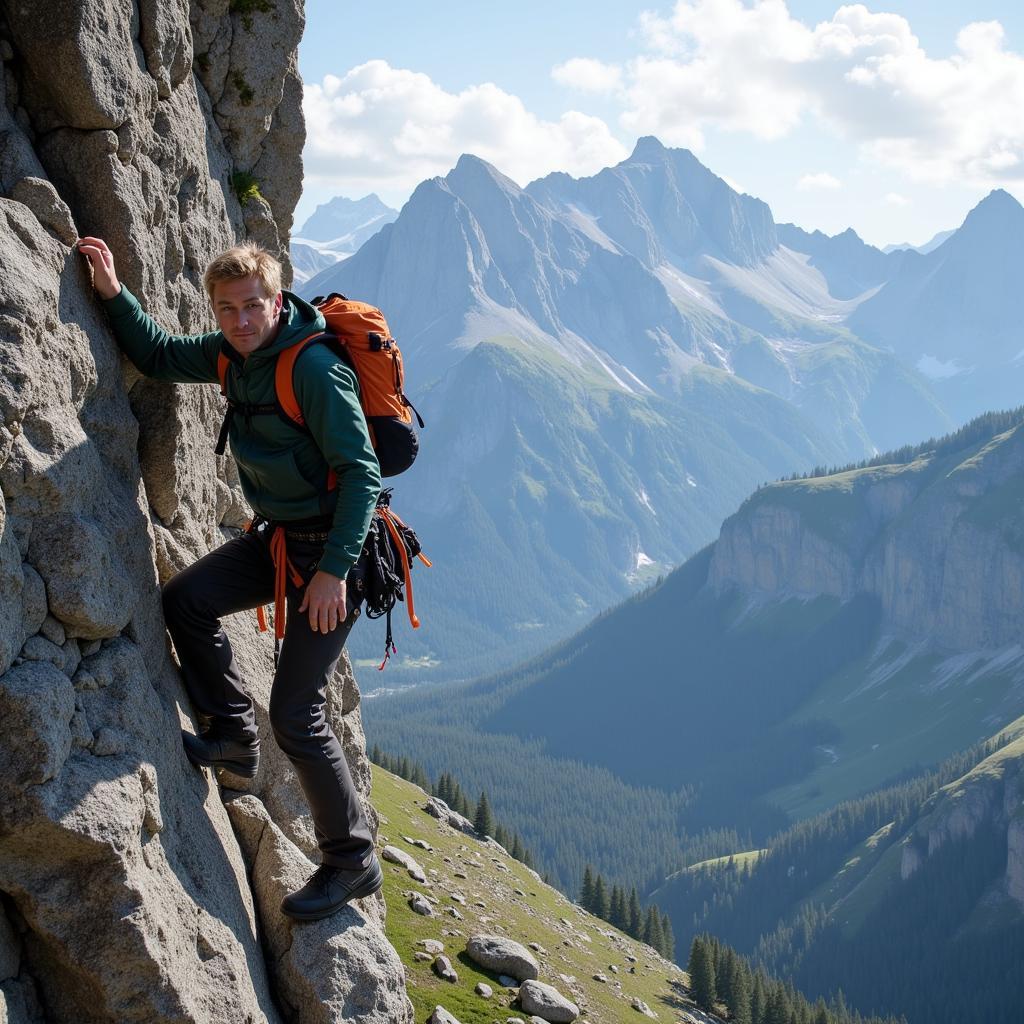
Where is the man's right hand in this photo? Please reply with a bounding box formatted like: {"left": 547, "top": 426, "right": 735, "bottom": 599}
{"left": 77, "top": 236, "right": 121, "bottom": 300}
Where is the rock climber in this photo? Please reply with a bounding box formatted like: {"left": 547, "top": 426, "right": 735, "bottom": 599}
{"left": 77, "top": 235, "right": 383, "bottom": 921}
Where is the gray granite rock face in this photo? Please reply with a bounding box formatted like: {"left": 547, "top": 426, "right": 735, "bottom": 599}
{"left": 225, "top": 794, "right": 414, "bottom": 1023}
{"left": 0, "top": 3, "right": 406, "bottom": 1020}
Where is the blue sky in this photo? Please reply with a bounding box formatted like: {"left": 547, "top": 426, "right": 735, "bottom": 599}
{"left": 297, "top": 1, "right": 1024, "bottom": 248}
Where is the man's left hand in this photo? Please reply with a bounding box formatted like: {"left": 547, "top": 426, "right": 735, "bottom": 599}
{"left": 298, "top": 570, "right": 347, "bottom": 633}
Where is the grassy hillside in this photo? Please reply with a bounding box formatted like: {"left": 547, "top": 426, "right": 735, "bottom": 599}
{"left": 370, "top": 766, "right": 695, "bottom": 1023}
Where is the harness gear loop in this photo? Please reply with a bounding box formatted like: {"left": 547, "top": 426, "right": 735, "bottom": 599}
{"left": 377, "top": 506, "right": 420, "bottom": 629}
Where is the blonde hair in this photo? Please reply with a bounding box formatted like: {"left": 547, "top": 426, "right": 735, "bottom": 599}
{"left": 203, "top": 241, "right": 282, "bottom": 301}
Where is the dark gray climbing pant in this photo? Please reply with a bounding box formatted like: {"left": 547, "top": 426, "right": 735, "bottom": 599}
{"left": 161, "top": 526, "right": 373, "bottom": 870}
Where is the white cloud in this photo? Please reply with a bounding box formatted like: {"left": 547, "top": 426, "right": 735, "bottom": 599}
{"left": 557, "top": 1, "right": 1024, "bottom": 187}
{"left": 797, "top": 172, "right": 842, "bottom": 190}
{"left": 885, "top": 192, "right": 910, "bottom": 205}
{"left": 552, "top": 57, "right": 622, "bottom": 94}
{"left": 302, "top": 61, "right": 629, "bottom": 200}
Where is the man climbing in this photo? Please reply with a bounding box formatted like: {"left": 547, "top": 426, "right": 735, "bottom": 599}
{"left": 77, "top": 236, "right": 384, "bottom": 921}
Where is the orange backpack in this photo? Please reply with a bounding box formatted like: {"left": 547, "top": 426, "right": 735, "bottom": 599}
{"left": 215, "top": 293, "right": 423, "bottom": 479}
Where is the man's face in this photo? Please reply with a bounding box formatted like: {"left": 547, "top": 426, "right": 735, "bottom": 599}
{"left": 212, "top": 275, "right": 283, "bottom": 357}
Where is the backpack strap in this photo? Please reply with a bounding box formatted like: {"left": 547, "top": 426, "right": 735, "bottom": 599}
{"left": 275, "top": 331, "right": 343, "bottom": 491}
{"left": 275, "top": 332, "right": 321, "bottom": 427}
{"left": 215, "top": 350, "right": 234, "bottom": 455}
{"left": 217, "top": 351, "right": 231, "bottom": 395}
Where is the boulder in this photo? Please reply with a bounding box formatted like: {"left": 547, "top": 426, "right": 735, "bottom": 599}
{"left": 518, "top": 979, "right": 580, "bottom": 1023}
{"left": 429, "top": 1007, "right": 462, "bottom": 1024}
{"left": 425, "top": 796, "right": 477, "bottom": 833}
{"left": 410, "top": 893, "right": 434, "bottom": 916}
{"left": 383, "top": 844, "right": 427, "bottom": 882}
{"left": 632, "top": 996, "right": 658, "bottom": 1017}
{"left": 432, "top": 955, "right": 459, "bottom": 983}
{"left": 465, "top": 934, "right": 540, "bottom": 981}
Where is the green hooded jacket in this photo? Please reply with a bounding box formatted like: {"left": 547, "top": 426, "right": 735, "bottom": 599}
{"left": 103, "top": 285, "right": 381, "bottom": 580}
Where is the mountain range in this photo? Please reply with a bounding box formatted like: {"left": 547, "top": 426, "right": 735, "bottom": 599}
{"left": 303, "top": 139, "right": 1021, "bottom": 683}
{"left": 290, "top": 193, "right": 398, "bottom": 286}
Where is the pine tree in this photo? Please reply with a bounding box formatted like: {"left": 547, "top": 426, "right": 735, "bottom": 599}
{"left": 580, "top": 865, "right": 595, "bottom": 911}
{"left": 434, "top": 772, "right": 448, "bottom": 803}
{"left": 511, "top": 834, "right": 525, "bottom": 861}
{"left": 765, "top": 984, "right": 790, "bottom": 1024}
{"left": 474, "top": 791, "right": 495, "bottom": 837}
{"left": 494, "top": 824, "right": 510, "bottom": 850}
{"left": 731, "top": 966, "right": 753, "bottom": 1024}
{"left": 456, "top": 789, "right": 472, "bottom": 818}
{"left": 628, "top": 887, "right": 643, "bottom": 938}
{"left": 688, "top": 936, "right": 717, "bottom": 1011}
{"left": 716, "top": 945, "right": 736, "bottom": 1007}
{"left": 751, "top": 973, "right": 767, "bottom": 1024}
{"left": 660, "top": 910, "right": 675, "bottom": 960}
{"left": 370, "top": 743, "right": 382, "bottom": 764}
{"left": 643, "top": 905, "right": 664, "bottom": 954}
{"left": 593, "top": 875, "right": 610, "bottom": 920}
{"left": 610, "top": 885, "right": 626, "bottom": 931}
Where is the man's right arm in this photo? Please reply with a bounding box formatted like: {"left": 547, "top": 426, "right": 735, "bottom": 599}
{"left": 78, "top": 236, "right": 220, "bottom": 384}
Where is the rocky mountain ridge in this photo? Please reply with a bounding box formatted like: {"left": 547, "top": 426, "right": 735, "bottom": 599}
{"left": 710, "top": 416, "right": 1024, "bottom": 651}
{"left": 848, "top": 189, "right": 1024, "bottom": 421}
{"left": 0, "top": 2, "right": 410, "bottom": 1021}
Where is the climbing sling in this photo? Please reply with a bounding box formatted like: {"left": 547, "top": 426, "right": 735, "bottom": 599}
{"left": 349, "top": 489, "right": 432, "bottom": 670}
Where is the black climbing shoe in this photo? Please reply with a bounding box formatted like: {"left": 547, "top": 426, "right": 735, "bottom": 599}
{"left": 181, "top": 729, "right": 260, "bottom": 779}
{"left": 281, "top": 854, "right": 384, "bottom": 921}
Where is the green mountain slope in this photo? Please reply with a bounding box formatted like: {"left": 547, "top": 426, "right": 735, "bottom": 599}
{"left": 654, "top": 717, "right": 1024, "bottom": 1023}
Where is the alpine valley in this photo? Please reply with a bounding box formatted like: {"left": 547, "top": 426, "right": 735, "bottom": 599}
{"left": 302, "top": 138, "right": 1024, "bottom": 684}
{"left": 367, "top": 407, "right": 1024, "bottom": 1024}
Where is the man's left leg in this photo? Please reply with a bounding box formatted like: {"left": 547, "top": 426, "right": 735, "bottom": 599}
{"left": 269, "top": 578, "right": 381, "bottom": 919}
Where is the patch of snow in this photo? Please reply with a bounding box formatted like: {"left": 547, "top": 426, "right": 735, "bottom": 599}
{"left": 686, "top": 473, "right": 698, "bottom": 488}
{"left": 703, "top": 247, "right": 860, "bottom": 321}
{"left": 656, "top": 263, "right": 727, "bottom": 317}
{"left": 843, "top": 636, "right": 928, "bottom": 701}
{"left": 637, "top": 487, "right": 657, "bottom": 515}
{"left": 916, "top": 354, "right": 972, "bottom": 380}
{"left": 636, "top": 551, "right": 654, "bottom": 569}
{"left": 928, "top": 644, "right": 1024, "bottom": 693}
{"left": 560, "top": 203, "right": 620, "bottom": 253}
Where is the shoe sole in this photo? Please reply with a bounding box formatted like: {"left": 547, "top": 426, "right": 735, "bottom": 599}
{"left": 281, "top": 868, "right": 384, "bottom": 922}
{"left": 183, "top": 745, "right": 260, "bottom": 779}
